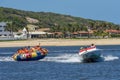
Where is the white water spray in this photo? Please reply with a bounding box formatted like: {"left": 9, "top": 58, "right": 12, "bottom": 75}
{"left": 42, "top": 54, "right": 82, "bottom": 63}
{"left": 0, "top": 56, "right": 14, "bottom": 61}
{"left": 0, "top": 54, "right": 119, "bottom": 63}
{"left": 104, "top": 55, "right": 119, "bottom": 61}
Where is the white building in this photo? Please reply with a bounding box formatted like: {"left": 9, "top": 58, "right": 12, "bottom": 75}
{"left": 29, "top": 31, "right": 53, "bottom": 38}
{"left": 0, "top": 22, "right": 12, "bottom": 40}
{"left": 14, "top": 27, "right": 28, "bottom": 39}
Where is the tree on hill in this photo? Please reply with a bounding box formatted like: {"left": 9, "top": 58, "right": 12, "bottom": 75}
{"left": 0, "top": 7, "right": 120, "bottom": 35}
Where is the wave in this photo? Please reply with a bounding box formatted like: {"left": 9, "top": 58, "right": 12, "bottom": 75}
{"left": 0, "top": 54, "right": 119, "bottom": 63}
{"left": 0, "top": 56, "right": 14, "bottom": 61}
{"left": 0, "top": 53, "right": 82, "bottom": 63}
{"left": 49, "top": 50, "right": 78, "bottom": 53}
{"left": 42, "top": 54, "right": 82, "bottom": 63}
{"left": 0, "top": 52, "right": 14, "bottom": 54}
{"left": 101, "top": 49, "right": 120, "bottom": 51}
{"left": 103, "top": 55, "right": 119, "bottom": 61}
{"left": 43, "top": 54, "right": 119, "bottom": 63}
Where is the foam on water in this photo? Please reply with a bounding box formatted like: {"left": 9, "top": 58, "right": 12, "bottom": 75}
{"left": 103, "top": 55, "right": 119, "bottom": 61}
{"left": 0, "top": 56, "right": 14, "bottom": 61}
{"left": 0, "top": 54, "right": 119, "bottom": 63}
{"left": 43, "top": 54, "right": 119, "bottom": 63}
{"left": 42, "top": 54, "right": 82, "bottom": 63}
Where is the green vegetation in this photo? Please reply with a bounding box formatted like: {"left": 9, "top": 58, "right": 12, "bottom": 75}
{"left": 0, "top": 7, "right": 120, "bottom": 36}
{"left": 111, "top": 34, "right": 120, "bottom": 37}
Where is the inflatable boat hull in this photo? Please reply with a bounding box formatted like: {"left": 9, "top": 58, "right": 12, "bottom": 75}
{"left": 12, "top": 51, "right": 47, "bottom": 61}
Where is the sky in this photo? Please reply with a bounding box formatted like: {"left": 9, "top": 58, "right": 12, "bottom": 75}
{"left": 0, "top": 0, "right": 120, "bottom": 24}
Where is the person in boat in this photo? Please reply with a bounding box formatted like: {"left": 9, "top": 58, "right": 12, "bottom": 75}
{"left": 37, "top": 43, "right": 41, "bottom": 47}
{"left": 29, "top": 47, "right": 36, "bottom": 53}
{"left": 28, "top": 43, "right": 41, "bottom": 53}
{"left": 23, "top": 47, "right": 29, "bottom": 53}
{"left": 34, "top": 43, "right": 48, "bottom": 55}
{"left": 17, "top": 48, "right": 25, "bottom": 54}
{"left": 80, "top": 46, "right": 88, "bottom": 52}
{"left": 35, "top": 45, "right": 41, "bottom": 50}
{"left": 35, "top": 45, "right": 47, "bottom": 55}
{"left": 80, "top": 47, "right": 84, "bottom": 50}
{"left": 27, "top": 46, "right": 31, "bottom": 49}
{"left": 17, "top": 49, "right": 20, "bottom": 53}
{"left": 90, "top": 44, "right": 96, "bottom": 48}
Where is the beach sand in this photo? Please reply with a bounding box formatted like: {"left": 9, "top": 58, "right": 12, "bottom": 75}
{"left": 0, "top": 38, "right": 120, "bottom": 47}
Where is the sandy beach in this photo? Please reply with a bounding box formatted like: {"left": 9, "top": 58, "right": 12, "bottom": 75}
{"left": 0, "top": 38, "right": 120, "bottom": 47}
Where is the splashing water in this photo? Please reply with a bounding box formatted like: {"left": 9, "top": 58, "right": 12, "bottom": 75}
{"left": 43, "top": 54, "right": 119, "bottom": 63}
{"left": 104, "top": 55, "right": 119, "bottom": 61}
{"left": 0, "top": 56, "right": 14, "bottom": 62}
{"left": 42, "top": 54, "right": 82, "bottom": 63}
{"left": 0, "top": 54, "right": 119, "bottom": 63}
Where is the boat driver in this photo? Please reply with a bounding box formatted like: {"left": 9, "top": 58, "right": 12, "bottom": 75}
{"left": 90, "top": 44, "right": 96, "bottom": 48}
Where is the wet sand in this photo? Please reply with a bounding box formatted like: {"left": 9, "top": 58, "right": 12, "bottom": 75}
{"left": 0, "top": 38, "right": 120, "bottom": 47}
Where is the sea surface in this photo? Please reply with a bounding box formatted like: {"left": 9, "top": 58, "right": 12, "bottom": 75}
{"left": 0, "top": 45, "right": 120, "bottom": 80}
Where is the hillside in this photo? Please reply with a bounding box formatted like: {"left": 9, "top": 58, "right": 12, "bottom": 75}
{"left": 0, "top": 7, "right": 120, "bottom": 32}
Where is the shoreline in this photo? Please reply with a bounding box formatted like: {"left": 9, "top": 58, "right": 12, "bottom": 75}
{"left": 0, "top": 38, "right": 120, "bottom": 47}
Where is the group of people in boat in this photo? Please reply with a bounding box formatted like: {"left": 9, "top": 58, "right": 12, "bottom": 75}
{"left": 16, "top": 43, "right": 48, "bottom": 55}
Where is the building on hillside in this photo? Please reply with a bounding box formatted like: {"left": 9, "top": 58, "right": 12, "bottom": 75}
{"left": 49, "top": 31, "right": 94, "bottom": 38}
{"left": 52, "top": 32, "right": 63, "bottom": 38}
{"left": 105, "top": 30, "right": 120, "bottom": 37}
{"left": 0, "top": 22, "right": 13, "bottom": 40}
{"left": 105, "top": 30, "right": 120, "bottom": 34}
{"left": 79, "top": 31, "right": 93, "bottom": 38}
{"left": 26, "top": 26, "right": 53, "bottom": 38}
{"left": 28, "top": 31, "right": 53, "bottom": 38}
{"left": 14, "top": 27, "right": 28, "bottom": 39}
{"left": 71, "top": 31, "right": 93, "bottom": 38}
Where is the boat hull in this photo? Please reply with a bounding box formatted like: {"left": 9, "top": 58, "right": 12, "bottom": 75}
{"left": 79, "top": 49, "right": 103, "bottom": 63}
{"left": 12, "top": 51, "right": 47, "bottom": 61}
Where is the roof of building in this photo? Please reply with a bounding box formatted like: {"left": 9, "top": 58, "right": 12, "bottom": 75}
{"left": 29, "top": 31, "right": 52, "bottom": 35}
{"left": 106, "top": 30, "right": 120, "bottom": 33}
{"left": 22, "top": 27, "right": 27, "bottom": 32}
{"left": 78, "top": 31, "right": 93, "bottom": 34}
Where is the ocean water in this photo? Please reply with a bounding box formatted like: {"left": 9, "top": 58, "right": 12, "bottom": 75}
{"left": 0, "top": 45, "right": 120, "bottom": 80}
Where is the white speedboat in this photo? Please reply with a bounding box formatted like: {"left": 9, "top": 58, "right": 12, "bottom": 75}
{"left": 79, "top": 47, "right": 102, "bottom": 63}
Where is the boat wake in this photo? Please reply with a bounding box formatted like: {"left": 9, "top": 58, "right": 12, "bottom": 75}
{"left": 0, "top": 56, "right": 14, "bottom": 62}
{"left": 43, "top": 54, "right": 119, "bottom": 63}
{"left": 42, "top": 54, "right": 82, "bottom": 63}
{"left": 0, "top": 54, "right": 119, "bottom": 63}
{"left": 103, "top": 55, "right": 119, "bottom": 61}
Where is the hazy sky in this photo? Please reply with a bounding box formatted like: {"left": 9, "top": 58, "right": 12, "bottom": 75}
{"left": 0, "top": 0, "right": 120, "bottom": 24}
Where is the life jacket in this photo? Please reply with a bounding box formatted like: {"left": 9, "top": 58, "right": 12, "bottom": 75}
{"left": 29, "top": 49, "right": 33, "bottom": 53}
{"left": 24, "top": 49, "right": 29, "bottom": 53}
{"left": 26, "top": 53, "right": 32, "bottom": 58}
{"left": 21, "top": 50, "right": 25, "bottom": 54}
{"left": 18, "top": 50, "right": 24, "bottom": 54}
